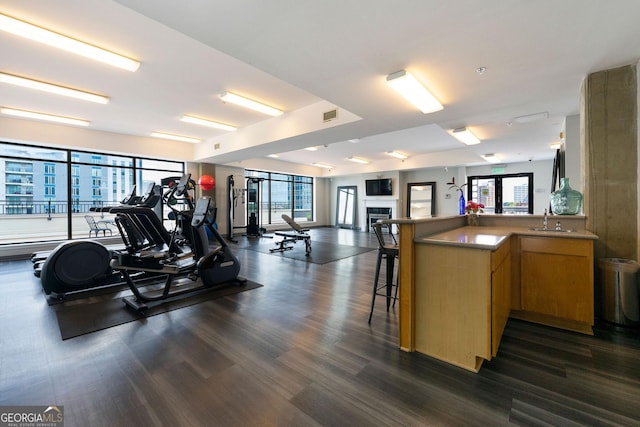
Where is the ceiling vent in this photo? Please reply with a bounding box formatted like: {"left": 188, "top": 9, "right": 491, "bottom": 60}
{"left": 323, "top": 109, "right": 338, "bottom": 122}
{"left": 214, "top": 143, "right": 221, "bottom": 150}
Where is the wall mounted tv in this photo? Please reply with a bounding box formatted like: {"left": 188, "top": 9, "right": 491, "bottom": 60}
{"left": 365, "top": 178, "right": 393, "bottom": 196}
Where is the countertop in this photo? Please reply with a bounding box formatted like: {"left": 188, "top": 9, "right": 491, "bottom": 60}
{"left": 416, "top": 226, "right": 598, "bottom": 250}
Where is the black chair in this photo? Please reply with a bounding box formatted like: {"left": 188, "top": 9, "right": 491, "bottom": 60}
{"left": 368, "top": 222, "right": 399, "bottom": 323}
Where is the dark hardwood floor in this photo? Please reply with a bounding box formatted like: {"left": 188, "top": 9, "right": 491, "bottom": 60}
{"left": 1, "top": 227, "right": 640, "bottom": 426}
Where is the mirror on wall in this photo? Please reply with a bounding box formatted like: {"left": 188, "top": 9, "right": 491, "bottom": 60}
{"left": 336, "top": 186, "right": 357, "bottom": 228}
{"left": 406, "top": 182, "right": 436, "bottom": 218}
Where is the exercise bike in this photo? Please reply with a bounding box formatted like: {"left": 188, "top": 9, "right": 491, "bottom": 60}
{"left": 112, "top": 194, "right": 246, "bottom": 311}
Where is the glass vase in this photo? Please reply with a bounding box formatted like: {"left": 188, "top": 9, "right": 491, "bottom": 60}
{"left": 458, "top": 192, "right": 466, "bottom": 215}
{"left": 550, "top": 178, "right": 583, "bottom": 215}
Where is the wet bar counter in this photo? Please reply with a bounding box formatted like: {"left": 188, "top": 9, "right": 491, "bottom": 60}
{"left": 384, "top": 216, "right": 597, "bottom": 373}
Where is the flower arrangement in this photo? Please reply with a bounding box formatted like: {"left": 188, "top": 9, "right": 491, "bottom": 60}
{"left": 465, "top": 201, "right": 484, "bottom": 214}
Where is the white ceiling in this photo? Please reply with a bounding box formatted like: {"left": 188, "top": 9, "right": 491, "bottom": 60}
{"left": 2, "top": 0, "right": 640, "bottom": 176}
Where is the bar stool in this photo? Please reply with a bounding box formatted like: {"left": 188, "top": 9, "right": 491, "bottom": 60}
{"left": 368, "top": 222, "right": 399, "bottom": 323}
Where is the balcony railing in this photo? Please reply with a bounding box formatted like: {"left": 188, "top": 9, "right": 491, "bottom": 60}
{"left": 0, "top": 199, "right": 121, "bottom": 216}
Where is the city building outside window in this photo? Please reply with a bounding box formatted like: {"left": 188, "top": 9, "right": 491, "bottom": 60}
{"left": 467, "top": 173, "right": 533, "bottom": 214}
{"left": 0, "top": 141, "right": 184, "bottom": 243}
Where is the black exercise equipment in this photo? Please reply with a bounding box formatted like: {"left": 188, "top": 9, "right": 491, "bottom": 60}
{"left": 270, "top": 214, "right": 312, "bottom": 256}
{"left": 36, "top": 183, "right": 163, "bottom": 299}
{"left": 113, "top": 193, "right": 245, "bottom": 311}
{"left": 30, "top": 185, "right": 143, "bottom": 266}
{"left": 246, "top": 177, "right": 265, "bottom": 237}
{"left": 227, "top": 175, "right": 238, "bottom": 242}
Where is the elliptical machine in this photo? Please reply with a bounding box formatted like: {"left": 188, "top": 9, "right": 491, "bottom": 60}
{"left": 38, "top": 183, "right": 162, "bottom": 300}
{"left": 111, "top": 174, "right": 245, "bottom": 311}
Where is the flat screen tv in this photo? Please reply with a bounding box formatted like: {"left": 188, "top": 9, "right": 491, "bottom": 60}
{"left": 365, "top": 178, "right": 392, "bottom": 196}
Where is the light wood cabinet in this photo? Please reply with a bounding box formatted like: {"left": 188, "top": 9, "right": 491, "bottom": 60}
{"left": 516, "top": 236, "right": 594, "bottom": 333}
{"left": 414, "top": 238, "right": 511, "bottom": 372}
{"left": 491, "top": 239, "right": 511, "bottom": 357}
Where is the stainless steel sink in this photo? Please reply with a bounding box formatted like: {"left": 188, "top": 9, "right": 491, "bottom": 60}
{"left": 529, "top": 227, "right": 574, "bottom": 233}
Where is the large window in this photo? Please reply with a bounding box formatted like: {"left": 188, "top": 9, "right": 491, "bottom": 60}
{"left": 0, "top": 141, "right": 184, "bottom": 244}
{"left": 468, "top": 173, "right": 533, "bottom": 214}
{"left": 245, "top": 170, "right": 314, "bottom": 224}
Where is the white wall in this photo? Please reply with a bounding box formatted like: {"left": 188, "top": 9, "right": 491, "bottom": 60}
{"left": 565, "top": 114, "right": 582, "bottom": 192}
{"left": 328, "top": 171, "right": 401, "bottom": 231}
{"left": 325, "top": 160, "right": 555, "bottom": 226}
{"left": 314, "top": 177, "right": 332, "bottom": 226}
{"left": 401, "top": 166, "right": 467, "bottom": 217}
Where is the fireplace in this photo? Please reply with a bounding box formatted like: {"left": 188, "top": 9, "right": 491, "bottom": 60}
{"left": 366, "top": 207, "right": 392, "bottom": 232}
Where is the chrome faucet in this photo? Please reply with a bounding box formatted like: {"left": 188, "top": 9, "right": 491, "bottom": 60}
{"left": 543, "top": 209, "right": 548, "bottom": 230}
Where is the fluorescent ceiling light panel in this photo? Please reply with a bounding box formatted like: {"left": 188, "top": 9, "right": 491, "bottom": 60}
{"left": 304, "top": 146, "right": 319, "bottom": 151}
{"left": 386, "top": 70, "right": 443, "bottom": 114}
{"left": 150, "top": 132, "right": 200, "bottom": 144}
{"left": 312, "top": 162, "right": 333, "bottom": 169}
{"left": 450, "top": 127, "right": 481, "bottom": 145}
{"left": 347, "top": 156, "right": 369, "bottom": 164}
{"left": 0, "top": 72, "right": 109, "bottom": 104}
{"left": 549, "top": 142, "right": 563, "bottom": 150}
{"left": 1, "top": 107, "right": 89, "bottom": 126}
{"left": 0, "top": 13, "right": 140, "bottom": 72}
{"left": 181, "top": 115, "right": 236, "bottom": 131}
{"left": 267, "top": 154, "right": 279, "bottom": 158}
{"left": 219, "top": 91, "right": 283, "bottom": 117}
{"left": 482, "top": 153, "right": 500, "bottom": 163}
{"left": 385, "top": 150, "right": 408, "bottom": 159}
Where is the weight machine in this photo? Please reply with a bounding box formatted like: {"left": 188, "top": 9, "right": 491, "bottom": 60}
{"left": 245, "top": 177, "right": 265, "bottom": 237}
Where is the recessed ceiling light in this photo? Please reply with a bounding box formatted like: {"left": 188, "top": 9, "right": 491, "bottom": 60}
{"left": 305, "top": 146, "right": 319, "bottom": 151}
{"left": 181, "top": 115, "right": 236, "bottom": 131}
{"left": 476, "top": 67, "right": 487, "bottom": 75}
{"left": 385, "top": 151, "right": 409, "bottom": 159}
{"left": 312, "top": 162, "right": 333, "bottom": 169}
{"left": 347, "top": 156, "right": 369, "bottom": 164}
{"left": 386, "top": 69, "right": 443, "bottom": 114}
{"left": 150, "top": 132, "right": 200, "bottom": 143}
{"left": 0, "top": 72, "right": 109, "bottom": 104}
{"left": 267, "top": 154, "right": 279, "bottom": 158}
{"left": 219, "top": 91, "right": 283, "bottom": 116}
{"left": 449, "top": 127, "right": 481, "bottom": 145}
{"left": 0, "top": 13, "right": 140, "bottom": 71}
{"left": 549, "top": 142, "right": 563, "bottom": 150}
{"left": 1, "top": 107, "right": 89, "bottom": 126}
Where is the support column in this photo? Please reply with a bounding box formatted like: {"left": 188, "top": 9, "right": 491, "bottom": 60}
{"left": 583, "top": 63, "right": 638, "bottom": 261}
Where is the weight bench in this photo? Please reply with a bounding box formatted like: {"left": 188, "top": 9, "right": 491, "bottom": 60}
{"left": 270, "top": 214, "right": 312, "bottom": 256}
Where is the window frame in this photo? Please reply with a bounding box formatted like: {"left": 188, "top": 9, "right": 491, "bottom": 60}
{"left": 467, "top": 172, "right": 533, "bottom": 214}
{"left": 245, "top": 169, "right": 314, "bottom": 224}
